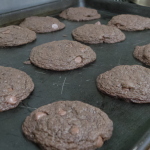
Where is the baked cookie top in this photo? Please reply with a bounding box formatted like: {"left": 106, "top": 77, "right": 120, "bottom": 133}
{"left": 72, "top": 24, "right": 125, "bottom": 44}
{"left": 0, "top": 25, "right": 36, "bottom": 47}
{"left": 108, "top": 14, "right": 150, "bottom": 31}
{"left": 22, "top": 101, "right": 113, "bottom": 150}
{"left": 0, "top": 66, "right": 34, "bottom": 112}
{"left": 20, "top": 16, "right": 65, "bottom": 33}
{"left": 134, "top": 44, "right": 150, "bottom": 66}
{"left": 97, "top": 65, "right": 150, "bottom": 103}
{"left": 59, "top": 7, "right": 101, "bottom": 21}
{"left": 30, "top": 40, "right": 96, "bottom": 71}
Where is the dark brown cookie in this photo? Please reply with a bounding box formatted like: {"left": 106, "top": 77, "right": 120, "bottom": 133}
{"left": 0, "top": 25, "right": 36, "bottom": 47}
{"left": 108, "top": 14, "right": 150, "bottom": 31}
{"left": 72, "top": 24, "right": 125, "bottom": 44}
{"left": 97, "top": 65, "right": 150, "bottom": 103}
{"left": 22, "top": 101, "right": 113, "bottom": 150}
{"left": 20, "top": 16, "right": 65, "bottom": 33}
{"left": 0, "top": 66, "right": 34, "bottom": 112}
{"left": 30, "top": 40, "right": 96, "bottom": 71}
{"left": 59, "top": 7, "right": 101, "bottom": 21}
{"left": 133, "top": 44, "right": 150, "bottom": 66}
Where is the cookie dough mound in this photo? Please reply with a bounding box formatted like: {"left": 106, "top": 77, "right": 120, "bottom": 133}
{"left": 20, "top": 16, "right": 65, "bottom": 33}
{"left": 72, "top": 24, "right": 125, "bottom": 44}
{"left": 108, "top": 14, "right": 150, "bottom": 31}
{"left": 0, "top": 66, "right": 34, "bottom": 112}
{"left": 59, "top": 7, "right": 101, "bottom": 21}
{"left": 97, "top": 65, "right": 150, "bottom": 103}
{"left": 22, "top": 101, "right": 113, "bottom": 150}
{"left": 0, "top": 25, "right": 36, "bottom": 47}
{"left": 30, "top": 40, "right": 96, "bottom": 71}
{"left": 134, "top": 44, "right": 150, "bottom": 66}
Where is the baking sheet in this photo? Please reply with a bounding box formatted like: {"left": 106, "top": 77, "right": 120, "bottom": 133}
{"left": 0, "top": 0, "right": 150, "bottom": 150}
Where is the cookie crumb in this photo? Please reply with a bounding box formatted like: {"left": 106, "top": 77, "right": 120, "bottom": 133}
{"left": 95, "top": 21, "right": 101, "bottom": 25}
{"left": 24, "top": 60, "right": 31, "bottom": 65}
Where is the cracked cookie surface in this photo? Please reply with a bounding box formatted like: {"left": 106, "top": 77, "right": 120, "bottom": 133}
{"left": 0, "top": 66, "right": 34, "bottom": 112}
{"left": 108, "top": 14, "right": 150, "bottom": 31}
{"left": 30, "top": 40, "right": 96, "bottom": 71}
{"left": 0, "top": 25, "right": 36, "bottom": 46}
{"left": 133, "top": 44, "right": 150, "bottom": 66}
{"left": 20, "top": 16, "right": 65, "bottom": 33}
{"left": 59, "top": 7, "right": 101, "bottom": 21}
{"left": 72, "top": 24, "right": 125, "bottom": 44}
{"left": 22, "top": 101, "right": 113, "bottom": 150}
{"left": 97, "top": 65, "right": 150, "bottom": 103}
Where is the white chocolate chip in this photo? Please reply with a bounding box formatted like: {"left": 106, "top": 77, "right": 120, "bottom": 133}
{"left": 34, "top": 112, "right": 47, "bottom": 120}
{"left": 75, "top": 56, "right": 82, "bottom": 63}
{"left": 58, "top": 108, "right": 67, "bottom": 116}
{"left": 52, "top": 24, "right": 58, "bottom": 30}
{"left": 70, "top": 126, "right": 79, "bottom": 135}
{"left": 96, "top": 136, "right": 104, "bottom": 148}
{"left": 6, "top": 96, "right": 17, "bottom": 105}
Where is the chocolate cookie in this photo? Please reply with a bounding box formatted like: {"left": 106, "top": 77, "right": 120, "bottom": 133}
{"left": 97, "top": 65, "right": 150, "bottom": 103}
{"left": 108, "top": 14, "right": 150, "bottom": 31}
{"left": 20, "top": 16, "right": 65, "bottom": 33}
{"left": 22, "top": 101, "right": 113, "bottom": 150}
{"left": 0, "top": 66, "right": 34, "bottom": 112}
{"left": 72, "top": 24, "right": 125, "bottom": 44}
{"left": 133, "top": 44, "right": 150, "bottom": 66}
{"left": 59, "top": 7, "right": 101, "bottom": 21}
{"left": 0, "top": 25, "right": 36, "bottom": 47}
{"left": 30, "top": 40, "right": 96, "bottom": 71}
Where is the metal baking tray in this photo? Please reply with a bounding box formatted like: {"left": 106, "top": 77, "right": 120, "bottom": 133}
{"left": 0, "top": 0, "right": 57, "bottom": 14}
{"left": 0, "top": 0, "right": 150, "bottom": 150}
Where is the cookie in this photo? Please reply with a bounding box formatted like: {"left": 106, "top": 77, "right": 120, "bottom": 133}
{"left": 133, "top": 44, "right": 150, "bottom": 66}
{"left": 72, "top": 24, "right": 125, "bottom": 44}
{"left": 59, "top": 7, "right": 101, "bottom": 21}
{"left": 22, "top": 101, "right": 113, "bottom": 150}
{"left": 0, "top": 25, "right": 36, "bottom": 47}
{"left": 30, "top": 40, "right": 96, "bottom": 71}
{"left": 0, "top": 66, "right": 34, "bottom": 112}
{"left": 108, "top": 14, "right": 150, "bottom": 31}
{"left": 97, "top": 65, "right": 150, "bottom": 103}
{"left": 20, "top": 16, "right": 65, "bottom": 33}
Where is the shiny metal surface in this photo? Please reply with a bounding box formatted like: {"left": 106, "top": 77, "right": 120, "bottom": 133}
{"left": 131, "top": 129, "right": 150, "bottom": 150}
{"left": 130, "top": 0, "right": 150, "bottom": 7}
{"left": 0, "top": 0, "right": 58, "bottom": 14}
{"left": 0, "top": 0, "right": 76, "bottom": 26}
